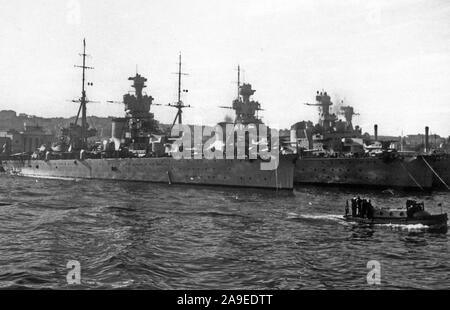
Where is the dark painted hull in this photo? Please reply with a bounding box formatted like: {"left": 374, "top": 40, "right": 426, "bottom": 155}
{"left": 343, "top": 214, "right": 448, "bottom": 230}
{"left": 1, "top": 156, "right": 295, "bottom": 190}
{"left": 294, "top": 156, "right": 433, "bottom": 189}
{"left": 421, "top": 154, "right": 450, "bottom": 188}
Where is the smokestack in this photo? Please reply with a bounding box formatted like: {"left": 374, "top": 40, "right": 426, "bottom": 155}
{"left": 425, "top": 126, "right": 429, "bottom": 153}
{"left": 374, "top": 124, "right": 378, "bottom": 141}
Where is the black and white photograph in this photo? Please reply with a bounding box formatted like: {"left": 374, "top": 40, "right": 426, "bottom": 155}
{"left": 0, "top": 0, "right": 449, "bottom": 297}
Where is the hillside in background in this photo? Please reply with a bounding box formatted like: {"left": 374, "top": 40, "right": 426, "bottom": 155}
{"left": 0, "top": 110, "right": 174, "bottom": 140}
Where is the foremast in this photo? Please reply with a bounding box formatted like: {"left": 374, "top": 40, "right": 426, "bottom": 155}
{"left": 73, "top": 38, "right": 94, "bottom": 149}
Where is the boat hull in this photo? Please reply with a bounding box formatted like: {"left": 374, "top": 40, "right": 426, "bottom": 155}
{"left": 421, "top": 154, "right": 450, "bottom": 188}
{"left": 343, "top": 213, "right": 448, "bottom": 230}
{"left": 1, "top": 156, "right": 295, "bottom": 190}
{"left": 294, "top": 156, "right": 433, "bottom": 189}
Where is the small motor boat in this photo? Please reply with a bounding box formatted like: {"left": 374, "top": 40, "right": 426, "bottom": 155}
{"left": 344, "top": 198, "right": 448, "bottom": 231}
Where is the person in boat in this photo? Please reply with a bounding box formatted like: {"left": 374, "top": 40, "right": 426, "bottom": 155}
{"left": 345, "top": 200, "right": 350, "bottom": 216}
{"left": 406, "top": 200, "right": 416, "bottom": 218}
{"left": 367, "top": 199, "right": 375, "bottom": 219}
{"left": 351, "top": 197, "right": 357, "bottom": 217}
{"left": 356, "top": 196, "right": 362, "bottom": 217}
{"left": 367, "top": 200, "right": 374, "bottom": 219}
{"left": 406, "top": 200, "right": 425, "bottom": 218}
{"left": 361, "top": 199, "right": 368, "bottom": 218}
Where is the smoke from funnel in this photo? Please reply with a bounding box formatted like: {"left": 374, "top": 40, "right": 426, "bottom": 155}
{"left": 224, "top": 115, "right": 233, "bottom": 123}
{"left": 332, "top": 94, "right": 344, "bottom": 115}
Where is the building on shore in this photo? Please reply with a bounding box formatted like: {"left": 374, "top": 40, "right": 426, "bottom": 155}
{"left": 0, "top": 123, "right": 54, "bottom": 154}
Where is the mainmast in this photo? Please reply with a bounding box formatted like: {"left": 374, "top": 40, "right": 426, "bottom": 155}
{"left": 74, "top": 38, "right": 93, "bottom": 149}
{"left": 177, "top": 53, "right": 182, "bottom": 107}
{"left": 237, "top": 65, "right": 240, "bottom": 100}
{"left": 168, "top": 53, "right": 190, "bottom": 129}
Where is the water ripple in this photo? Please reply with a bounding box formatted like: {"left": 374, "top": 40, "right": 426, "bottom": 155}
{"left": 0, "top": 176, "right": 449, "bottom": 289}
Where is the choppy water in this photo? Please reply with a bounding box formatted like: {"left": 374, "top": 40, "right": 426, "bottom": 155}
{"left": 0, "top": 175, "right": 449, "bottom": 289}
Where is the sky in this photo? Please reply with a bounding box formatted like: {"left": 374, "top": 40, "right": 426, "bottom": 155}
{"left": 0, "top": 0, "right": 449, "bottom": 136}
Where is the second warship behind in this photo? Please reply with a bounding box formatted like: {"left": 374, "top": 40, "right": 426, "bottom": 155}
{"left": 289, "top": 91, "right": 435, "bottom": 190}
{"left": 0, "top": 41, "right": 295, "bottom": 190}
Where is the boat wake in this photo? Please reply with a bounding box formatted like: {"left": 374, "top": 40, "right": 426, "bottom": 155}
{"left": 287, "top": 212, "right": 344, "bottom": 223}
{"left": 373, "top": 223, "right": 430, "bottom": 231}
{"left": 287, "top": 213, "right": 444, "bottom": 232}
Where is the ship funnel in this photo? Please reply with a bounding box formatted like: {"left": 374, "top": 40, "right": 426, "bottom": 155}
{"left": 374, "top": 124, "right": 378, "bottom": 141}
{"left": 112, "top": 118, "right": 127, "bottom": 151}
{"left": 425, "top": 126, "right": 429, "bottom": 153}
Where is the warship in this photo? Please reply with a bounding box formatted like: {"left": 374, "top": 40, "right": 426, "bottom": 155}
{"left": 290, "top": 91, "right": 434, "bottom": 190}
{"left": 0, "top": 40, "right": 295, "bottom": 190}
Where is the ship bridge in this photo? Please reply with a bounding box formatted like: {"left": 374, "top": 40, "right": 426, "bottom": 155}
{"left": 123, "top": 73, "right": 154, "bottom": 119}
{"left": 231, "top": 83, "right": 263, "bottom": 124}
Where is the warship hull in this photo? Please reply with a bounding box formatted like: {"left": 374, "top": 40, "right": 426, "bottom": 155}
{"left": 421, "top": 154, "right": 450, "bottom": 188}
{"left": 294, "top": 156, "right": 433, "bottom": 189}
{"left": 1, "top": 156, "right": 295, "bottom": 190}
